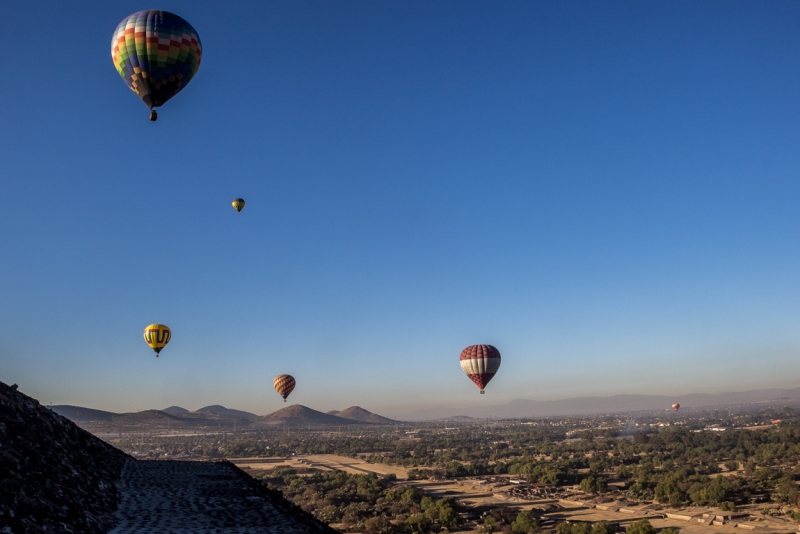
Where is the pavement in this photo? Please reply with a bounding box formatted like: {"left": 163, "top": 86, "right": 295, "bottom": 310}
{"left": 109, "top": 460, "right": 332, "bottom": 533}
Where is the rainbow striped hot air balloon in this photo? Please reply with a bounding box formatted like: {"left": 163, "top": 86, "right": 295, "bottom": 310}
{"left": 274, "top": 375, "right": 296, "bottom": 402}
{"left": 143, "top": 324, "right": 171, "bottom": 357}
{"left": 111, "top": 10, "right": 202, "bottom": 120}
{"left": 460, "top": 345, "right": 501, "bottom": 394}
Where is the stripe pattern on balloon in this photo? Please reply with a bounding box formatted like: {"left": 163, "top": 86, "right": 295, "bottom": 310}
{"left": 273, "top": 374, "right": 296, "bottom": 402}
{"left": 460, "top": 344, "right": 501, "bottom": 393}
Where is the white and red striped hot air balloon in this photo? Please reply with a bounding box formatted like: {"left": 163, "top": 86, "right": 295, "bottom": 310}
{"left": 460, "top": 344, "right": 501, "bottom": 394}
{"left": 672, "top": 403, "right": 680, "bottom": 412}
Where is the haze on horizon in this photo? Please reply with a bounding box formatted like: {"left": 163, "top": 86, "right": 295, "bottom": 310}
{"left": 2, "top": 1, "right": 800, "bottom": 416}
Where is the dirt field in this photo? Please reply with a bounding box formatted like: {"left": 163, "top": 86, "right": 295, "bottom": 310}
{"left": 231, "top": 454, "right": 411, "bottom": 479}
{"left": 546, "top": 502, "right": 798, "bottom": 534}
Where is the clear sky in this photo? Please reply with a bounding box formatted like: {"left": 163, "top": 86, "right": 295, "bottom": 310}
{"left": 2, "top": 1, "right": 800, "bottom": 416}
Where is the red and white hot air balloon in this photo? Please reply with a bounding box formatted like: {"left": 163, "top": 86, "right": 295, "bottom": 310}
{"left": 460, "top": 344, "right": 501, "bottom": 394}
{"left": 672, "top": 403, "right": 680, "bottom": 412}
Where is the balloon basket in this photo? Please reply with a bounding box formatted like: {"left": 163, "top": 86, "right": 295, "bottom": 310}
{"left": 149, "top": 110, "right": 158, "bottom": 121}
{"left": 480, "top": 390, "right": 485, "bottom": 394}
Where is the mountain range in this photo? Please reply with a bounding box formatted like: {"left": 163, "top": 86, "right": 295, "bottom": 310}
{"left": 51, "top": 386, "right": 800, "bottom": 426}
{"left": 386, "top": 387, "right": 800, "bottom": 420}
{"left": 50, "top": 404, "right": 397, "bottom": 427}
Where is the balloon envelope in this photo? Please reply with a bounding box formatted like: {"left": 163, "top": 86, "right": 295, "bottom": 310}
{"left": 111, "top": 11, "right": 202, "bottom": 111}
{"left": 460, "top": 345, "right": 501, "bottom": 393}
{"left": 232, "top": 198, "right": 245, "bottom": 212}
{"left": 672, "top": 403, "right": 680, "bottom": 411}
{"left": 143, "top": 324, "right": 171, "bottom": 356}
{"left": 274, "top": 374, "right": 296, "bottom": 401}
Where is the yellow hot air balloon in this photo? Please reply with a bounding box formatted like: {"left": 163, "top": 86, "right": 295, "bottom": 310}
{"left": 232, "top": 198, "right": 245, "bottom": 213}
{"left": 143, "top": 324, "right": 171, "bottom": 357}
{"left": 274, "top": 374, "right": 296, "bottom": 402}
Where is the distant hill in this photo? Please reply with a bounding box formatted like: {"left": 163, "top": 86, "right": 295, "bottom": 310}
{"left": 389, "top": 387, "right": 800, "bottom": 420}
{"left": 112, "top": 410, "right": 186, "bottom": 425}
{"left": 334, "top": 406, "right": 396, "bottom": 424}
{"left": 162, "top": 406, "right": 189, "bottom": 415}
{"left": 255, "top": 405, "right": 368, "bottom": 427}
{"left": 195, "top": 405, "right": 257, "bottom": 419}
{"left": 170, "top": 411, "right": 237, "bottom": 424}
{"left": 50, "top": 405, "right": 118, "bottom": 422}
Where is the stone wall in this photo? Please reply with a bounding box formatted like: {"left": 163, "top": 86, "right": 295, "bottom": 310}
{"left": 0, "top": 381, "right": 130, "bottom": 533}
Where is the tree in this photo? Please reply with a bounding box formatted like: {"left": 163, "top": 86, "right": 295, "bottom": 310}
{"left": 626, "top": 519, "right": 656, "bottom": 534}
{"left": 557, "top": 522, "right": 590, "bottom": 534}
{"left": 660, "top": 528, "right": 680, "bottom": 534}
{"left": 363, "top": 516, "right": 396, "bottom": 534}
{"left": 720, "top": 501, "right": 737, "bottom": 512}
{"left": 591, "top": 521, "right": 614, "bottom": 534}
{"left": 512, "top": 511, "right": 540, "bottom": 534}
{"left": 482, "top": 516, "right": 498, "bottom": 533}
{"left": 404, "top": 515, "right": 431, "bottom": 534}
{"left": 317, "top": 505, "right": 341, "bottom": 523}
{"left": 401, "top": 489, "right": 420, "bottom": 503}
{"left": 439, "top": 505, "right": 459, "bottom": 529}
{"left": 581, "top": 476, "right": 608, "bottom": 494}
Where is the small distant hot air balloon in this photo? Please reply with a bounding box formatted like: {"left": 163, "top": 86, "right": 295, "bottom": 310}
{"left": 232, "top": 198, "right": 245, "bottom": 213}
{"left": 460, "top": 345, "right": 501, "bottom": 394}
{"left": 111, "top": 11, "right": 202, "bottom": 121}
{"left": 274, "top": 374, "right": 296, "bottom": 402}
{"left": 672, "top": 403, "right": 680, "bottom": 412}
{"left": 143, "top": 324, "right": 171, "bottom": 357}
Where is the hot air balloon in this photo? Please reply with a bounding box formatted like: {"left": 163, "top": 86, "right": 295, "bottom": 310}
{"left": 274, "top": 374, "right": 296, "bottom": 402}
{"left": 143, "top": 324, "right": 171, "bottom": 356}
{"left": 232, "top": 198, "right": 245, "bottom": 213}
{"left": 672, "top": 403, "right": 680, "bottom": 412}
{"left": 111, "top": 10, "right": 202, "bottom": 121}
{"left": 460, "top": 345, "right": 501, "bottom": 394}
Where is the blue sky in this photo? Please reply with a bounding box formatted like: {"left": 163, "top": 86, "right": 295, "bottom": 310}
{"left": 2, "top": 1, "right": 800, "bottom": 415}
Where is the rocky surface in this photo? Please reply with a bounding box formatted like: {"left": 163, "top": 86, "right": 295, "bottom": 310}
{"left": 0, "top": 381, "right": 130, "bottom": 533}
{"left": 109, "top": 460, "right": 337, "bottom": 533}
